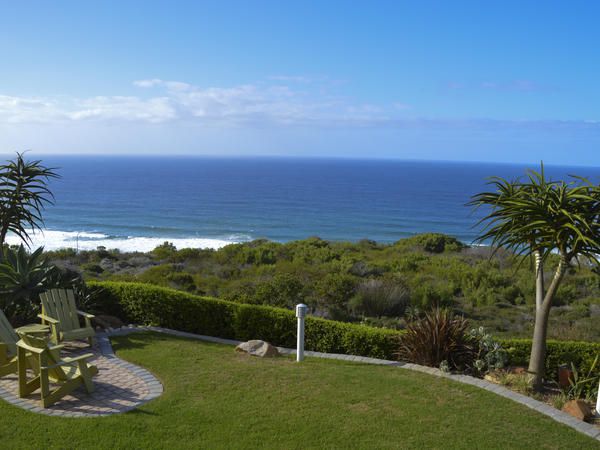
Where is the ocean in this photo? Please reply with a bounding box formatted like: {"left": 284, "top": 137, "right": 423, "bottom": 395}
{"left": 6, "top": 156, "right": 600, "bottom": 252}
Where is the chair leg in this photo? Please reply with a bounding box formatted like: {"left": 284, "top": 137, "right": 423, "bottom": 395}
{"left": 40, "top": 368, "right": 51, "bottom": 404}
{"left": 77, "top": 361, "right": 95, "bottom": 393}
{"left": 18, "top": 347, "right": 40, "bottom": 398}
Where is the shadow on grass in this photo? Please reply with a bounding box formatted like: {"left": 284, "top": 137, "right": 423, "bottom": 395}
{"left": 110, "top": 331, "right": 232, "bottom": 353}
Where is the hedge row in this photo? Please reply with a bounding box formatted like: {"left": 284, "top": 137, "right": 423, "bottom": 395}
{"left": 500, "top": 338, "right": 600, "bottom": 383}
{"left": 89, "top": 281, "right": 399, "bottom": 359}
{"left": 89, "top": 281, "right": 600, "bottom": 380}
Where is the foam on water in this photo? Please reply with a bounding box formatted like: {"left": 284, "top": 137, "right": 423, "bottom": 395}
{"left": 5, "top": 230, "right": 240, "bottom": 252}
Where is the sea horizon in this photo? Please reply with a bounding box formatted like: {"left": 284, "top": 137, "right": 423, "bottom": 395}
{"left": 6, "top": 155, "right": 600, "bottom": 253}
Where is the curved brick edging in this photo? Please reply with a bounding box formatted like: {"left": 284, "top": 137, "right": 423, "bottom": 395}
{"left": 0, "top": 331, "right": 163, "bottom": 417}
{"left": 109, "top": 325, "right": 600, "bottom": 442}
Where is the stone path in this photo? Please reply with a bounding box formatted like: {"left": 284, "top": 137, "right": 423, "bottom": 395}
{"left": 0, "top": 332, "right": 162, "bottom": 417}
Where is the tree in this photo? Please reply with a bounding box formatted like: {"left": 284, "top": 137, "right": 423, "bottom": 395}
{"left": 0, "top": 152, "right": 59, "bottom": 247}
{"left": 469, "top": 164, "right": 600, "bottom": 390}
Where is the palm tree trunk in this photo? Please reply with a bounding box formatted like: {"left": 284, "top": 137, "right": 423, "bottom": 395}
{"left": 534, "top": 251, "right": 544, "bottom": 312}
{"left": 0, "top": 223, "right": 9, "bottom": 249}
{"left": 528, "top": 256, "right": 567, "bottom": 390}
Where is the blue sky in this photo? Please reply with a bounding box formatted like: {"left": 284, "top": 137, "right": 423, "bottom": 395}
{"left": 0, "top": 1, "right": 599, "bottom": 164}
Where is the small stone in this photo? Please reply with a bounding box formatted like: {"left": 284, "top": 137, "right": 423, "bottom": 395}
{"left": 235, "top": 340, "right": 279, "bottom": 358}
{"left": 562, "top": 399, "right": 593, "bottom": 421}
{"left": 484, "top": 373, "right": 501, "bottom": 384}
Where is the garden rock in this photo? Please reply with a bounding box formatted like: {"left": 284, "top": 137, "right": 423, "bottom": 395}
{"left": 235, "top": 340, "right": 279, "bottom": 357}
{"left": 562, "top": 399, "right": 593, "bottom": 421}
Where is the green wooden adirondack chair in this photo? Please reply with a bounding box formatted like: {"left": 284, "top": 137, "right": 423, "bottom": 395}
{"left": 0, "top": 309, "right": 19, "bottom": 377}
{"left": 17, "top": 332, "right": 98, "bottom": 407}
{"left": 1, "top": 309, "right": 64, "bottom": 378}
{"left": 39, "top": 289, "right": 96, "bottom": 346}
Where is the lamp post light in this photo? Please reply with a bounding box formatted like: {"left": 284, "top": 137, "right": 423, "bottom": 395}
{"left": 295, "top": 303, "right": 307, "bottom": 362}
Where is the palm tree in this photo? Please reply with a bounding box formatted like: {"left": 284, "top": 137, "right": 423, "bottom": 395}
{"left": 0, "top": 152, "right": 59, "bottom": 248}
{"left": 469, "top": 164, "right": 600, "bottom": 390}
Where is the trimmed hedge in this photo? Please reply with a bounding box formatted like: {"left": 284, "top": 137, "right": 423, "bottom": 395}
{"left": 89, "top": 281, "right": 600, "bottom": 379}
{"left": 500, "top": 338, "right": 600, "bottom": 383}
{"left": 89, "top": 281, "right": 399, "bottom": 359}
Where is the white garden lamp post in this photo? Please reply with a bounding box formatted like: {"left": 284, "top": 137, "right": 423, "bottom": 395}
{"left": 596, "top": 379, "right": 600, "bottom": 417}
{"left": 296, "top": 303, "right": 307, "bottom": 362}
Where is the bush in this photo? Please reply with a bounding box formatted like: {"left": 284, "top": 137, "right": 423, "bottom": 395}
{"left": 500, "top": 338, "right": 600, "bottom": 385}
{"left": 152, "top": 242, "right": 178, "bottom": 260}
{"left": 395, "top": 233, "right": 465, "bottom": 253}
{"left": 314, "top": 273, "right": 357, "bottom": 316}
{"left": 349, "top": 278, "right": 409, "bottom": 318}
{"left": 254, "top": 274, "right": 305, "bottom": 308}
{"left": 89, "top": 281, "right": 398, "bottom": 358}
{"left": 89, "top": 281, "right": 598, "bottom": 376}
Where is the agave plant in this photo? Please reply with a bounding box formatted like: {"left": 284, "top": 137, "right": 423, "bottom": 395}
{"left": 0, "top": 245, "right": 58, "bottom": 322}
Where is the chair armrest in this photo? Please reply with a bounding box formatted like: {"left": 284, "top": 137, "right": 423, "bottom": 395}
{"left": 16, "top": 342, "right": 45, "bottom": 354}
{"left": 43, "top": 353, "right": 94, "bottom": 369}
{"left": 77, "top": 310, "right": 95, "bottom": 319}
{"left": 37, "top": 314, "right": 60, "bottom": 325}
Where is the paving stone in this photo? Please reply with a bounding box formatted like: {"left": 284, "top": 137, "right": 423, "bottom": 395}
{"left": 0, "top": 336, "right": 163, "bottom": 417}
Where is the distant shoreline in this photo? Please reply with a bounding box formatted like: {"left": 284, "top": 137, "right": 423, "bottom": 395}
{"left": 6, "top": 229, "right": 479, "bottom": 253}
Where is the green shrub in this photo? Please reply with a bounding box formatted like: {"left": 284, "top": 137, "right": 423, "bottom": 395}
{"left": 152, "top": 241, "right": 178, "bottom": 260}
{"left": 82, "top": 263, "right": 104, "bottom": 274}
{"left": 349, "top": 278, "right": 409, "bottom": 318}
{"left": 89, "top": 281, "right": 398, "bottom": 358}
{"left": 254, "top": 273, "right": 305, "bottom": 308}
{"left": 500, "top": 338, "right": 600, "bottom": 384}
{"left": 314, "top": 273, "right": 358, "bottom": 314}
{"left": 89, "top": 281, "right": 599, "bottom": 374}
{"left": 395, "top": 233, "right": 465, "bottom": 253}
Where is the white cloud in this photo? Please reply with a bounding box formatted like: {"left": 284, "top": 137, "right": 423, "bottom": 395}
{"left": 133, "top": 79, "right": 163, "bottom": 88}
{"left": 67, "top": 96, "right": 176, "bottom": 122}
{"left": 0, "top": 95, "right": 65, "bottom": 123}
{"left": 0, "top": 79, "right": 403, "bottom": 127}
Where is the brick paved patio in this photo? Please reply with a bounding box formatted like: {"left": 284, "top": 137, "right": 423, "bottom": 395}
{"left": 0, "top": 333, "right": 162, "bottom": 417}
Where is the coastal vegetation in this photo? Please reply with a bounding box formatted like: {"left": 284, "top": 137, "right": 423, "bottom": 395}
{"left": 46, "top": 233, "right": 600, "bottom": 342}
{"left": 85, "top": 281, "right": 600, "bottom": 394}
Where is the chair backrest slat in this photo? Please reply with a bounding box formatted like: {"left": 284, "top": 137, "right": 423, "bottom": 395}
{"left": 0, "top": 309, "right": 18, "bottom": 356}
{"left": 41, "top": 289, "right": 80, "bottom": 331}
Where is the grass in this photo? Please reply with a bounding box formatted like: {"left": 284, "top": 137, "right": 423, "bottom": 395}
{"left": 0, "top": 332, "right": 598, "bottom": 449}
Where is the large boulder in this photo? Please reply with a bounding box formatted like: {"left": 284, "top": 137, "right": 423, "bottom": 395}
{"left": 235, "top": 340, "right": 279, "bottom": 358}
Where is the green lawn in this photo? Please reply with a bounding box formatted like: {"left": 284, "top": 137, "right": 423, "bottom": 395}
{"left": 0, "top": 332, "right": 597, "bottom": 449}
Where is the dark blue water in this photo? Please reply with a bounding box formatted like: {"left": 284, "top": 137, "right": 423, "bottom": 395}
{"left": 13, "top": 156, "right": 600, "bottom": 251}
